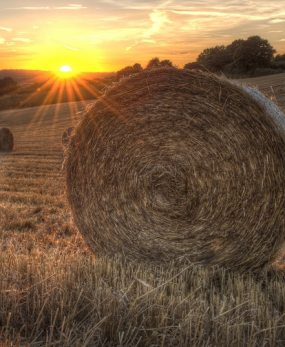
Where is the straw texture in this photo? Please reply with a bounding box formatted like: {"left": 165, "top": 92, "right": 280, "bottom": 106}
{"left": 65, "top": 68, "right": 285, "bottom": 272}
{"left": 62, "top": 127, "right": 74, "bottom": 147}
{"left": 0, "top": 127, "right": 14, "bottom": 151}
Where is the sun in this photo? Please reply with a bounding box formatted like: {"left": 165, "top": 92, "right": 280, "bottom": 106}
{"left": 60, "top": 65, "right": 72, "bottom": 72}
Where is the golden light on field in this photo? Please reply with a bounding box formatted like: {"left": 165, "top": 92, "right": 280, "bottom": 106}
{"left": 60, "top": 65, "right": 72, "bottom": 72}
{"left": 24, "top": 66, "right": 101, "bottom": 132}
{"left": 57, "top": 65, "right": 76, "bottom": 80}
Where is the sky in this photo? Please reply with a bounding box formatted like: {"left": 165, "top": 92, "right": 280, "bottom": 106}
{"left": 0, "top": 0, "right": 285, "bottom": 72}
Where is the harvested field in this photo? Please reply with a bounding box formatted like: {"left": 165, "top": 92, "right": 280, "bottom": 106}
{"left": 1, "top": 74, "right": 285, "bottom": 346}
{"left": 240, "top": 73, "right": 285, "bottom": 111}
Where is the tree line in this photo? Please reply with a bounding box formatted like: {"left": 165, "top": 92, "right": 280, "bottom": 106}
{"left": 117, "top": 36, "right": 285, "bottom": 79}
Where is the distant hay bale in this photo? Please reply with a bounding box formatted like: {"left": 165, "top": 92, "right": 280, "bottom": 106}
{"left": 65, "top": 68, "right": 285, "bottom": 272}
{"left": 0, "top": 127, "right": 14, "bottom": 151}
{"left": 62, "top": 127, "right": 74, "bottom": 147}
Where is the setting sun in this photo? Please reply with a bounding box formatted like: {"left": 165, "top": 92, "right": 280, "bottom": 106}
{"left": 60, "top": 65, "right": 72, "bottom": 72}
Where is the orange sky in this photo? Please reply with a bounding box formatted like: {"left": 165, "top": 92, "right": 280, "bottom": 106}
{"left": 0, "top": 1, "right": 285, "bottom": 72}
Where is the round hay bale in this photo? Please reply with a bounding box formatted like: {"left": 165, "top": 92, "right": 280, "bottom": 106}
{"left": 65, "top": 68, "right": 285, "bottom": 272}
{"left": 62, "top": 127, "right": 74, "bottom": 147}
{"left": 0, "top": 127, "right": 14, "bottom": 151}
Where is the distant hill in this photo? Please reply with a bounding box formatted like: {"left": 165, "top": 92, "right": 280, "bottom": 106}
{"left": 0, "top": 69, "right": 115, "bottom": 83}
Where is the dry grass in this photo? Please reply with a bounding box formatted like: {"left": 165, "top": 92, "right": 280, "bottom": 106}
{"left": 61, "top": 127, "right": 74, "bottom": 148}
{"left": 1, "top": 81, "right": 285, "bottom": 346}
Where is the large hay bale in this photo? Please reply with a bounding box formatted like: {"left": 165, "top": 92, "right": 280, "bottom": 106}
{"left": 62, "top": 127, "right": 74, "bottom": 148}
{"left": 0, "top": 127, "right": 14, "bottom": 151}
{"left": 65, "top": 68, "right": 285, "bottom": 272}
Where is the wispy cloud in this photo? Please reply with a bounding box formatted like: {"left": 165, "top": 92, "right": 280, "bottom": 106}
{"left": 169, "top": 51, "right": 193, "bottom": 55}
{"left": 0, "top": 37, "right": 5, "bottom": 44}
{"left": 281, "top": 39, "right": 285, "bottom": 41}
{"left": 125, "top": 10, "right": 170, "bottom": 51}
{"left": 100, "top": 17, "right": 125, "bottom": 21}
{"left": 6, "top": 42, "right": 15, "bottom": 46}
{"left": 12, "top": 38, "right": 32, "bottom": 42}
{"left": 142, "top": 39, "right": 156, "bottom": 43}
{"left": 54, "top": 4, "right": 87, "bottom": 10}
{"left": 142, "top": 10, "right": 171, "bottom": 38}
{"left": 167, "top": 10, "right": 267, "bottom": 21}
{"left": 7, "top": 4, "right": 86, "bottom": 10}
{"left": 126, "top": 40, "right": 139, "bottom": 51}
{"left": 269, "top": 19, "right": 285, "bottom": 23}
{"left": 33, "top": 26, "right": 39, "bottom": 29}
{"left": 52, "top": 39, "right": 85, "bottom": 51}
{"left": 68, "top": 4, "right": 84, "bottom": 7}
{"left": 0, "top": 27, "right": 12, "bottom": 32}
{"left": 7, "top": 7, "right": 50, "bottom": 10}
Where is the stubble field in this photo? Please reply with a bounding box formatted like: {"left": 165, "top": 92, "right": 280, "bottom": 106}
{"left": 0, "top": 74, "right": 285, "bottom": 346}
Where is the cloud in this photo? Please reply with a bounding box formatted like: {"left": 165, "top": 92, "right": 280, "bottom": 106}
{"left": 100, "top": 17, "right": 125, "bottom": 21}
{"left": 52, "top": 39, "right": 85, "bottom": 51}
{"left": 54, "top": 5, "right": 87, "bottom": 10}
{"left": 12, "top": 38, "right": 32, "bottom": 42}
{"left": 169, "top": 51, "right": 193, "bottom": 55}
{"left": 7, "top": 7, "right": 50, "bottom": 10}
{"left": 269, "top": 30, "right": 282, "bottom": 32}
{"left": 0, "top": 51, "right": 31, "bottom": 59}
{"left": 33, "top": 26, "right": 39, "bottom": 29}
{"left": 142, "top": 10, "right": 171, "bottom": 38}
{"left": 269, "top": 19, "right": 285, "bottom": 23}
{"left": 7, "top": 5, "right": 86, "bottom": 10}
{"left": 126, "top": 40, "right": 139, "bottom": 51}
{"left": 161, "top": 41, "right": 193, "bottom": 46}
{"left": 0, "top": 27, "right": 12, "bottom": 32}
{"left": 281, "top": 39, "right": 285, "bottom": 41}
{"left": 124, "top": 10, "right": 170, "bottom": 52}
{"left": 0, "top": 37, "right": 5, "bottom": 44}
{"left": 142, "top": 39, "right": 156, "bottom": 43}
{"left": 6, "top": 42, "right": 15, "bottom": 46}
{"left": 167, "top": 10, "right": 267, "bottom": 21}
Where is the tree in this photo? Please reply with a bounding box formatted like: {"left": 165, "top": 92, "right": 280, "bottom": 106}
{"left": 226, "top": 39, "right": 244, "bottom": 55}
{"left": 274, "top": 54, "right": 285, "bottom": 62}
{"left": 183, "top": 62, "right": 207, "bottom": 71}
{"left": 146, "top": 57, "right": 161, "bottom": 69}
{"left": 160, "top": 59, "right": 173, "bottom": 67}
{"left": 233, "top": 36, "right": 276, "bottom": 72}
{"left": 132, "top": 63, "right": 143, "bottom": 72}
{"left": 196, "top": 46, "right": 233, "bottom": 72}
{"left": 116, "top": 63, "right": 143, "bottom": 79}
{"left": 145, "top": 57, "right": 174, "bottom": 69}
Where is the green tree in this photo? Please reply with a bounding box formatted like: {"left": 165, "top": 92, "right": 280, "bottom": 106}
{"left": 196, "top": 46, "right": 233, "bottom": 72}
{"left": 234, "top": 36, "right": 276, "bottom": 72}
